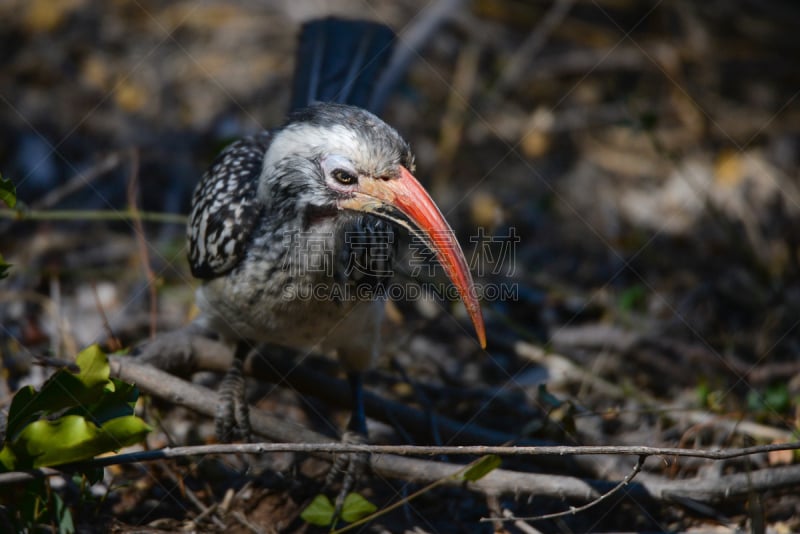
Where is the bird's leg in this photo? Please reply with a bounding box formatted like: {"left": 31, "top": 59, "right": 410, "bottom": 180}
{"left": 346, "top": 370, "right": 368, "bottom": 436}
{"left": 326, "top": 371, "right": 370, "bottom": 517}
{"left": 215, "top": 341, "right": 252, "bottom": 442}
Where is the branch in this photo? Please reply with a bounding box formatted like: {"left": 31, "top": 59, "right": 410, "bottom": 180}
{"left": 0, "top": 208, "right": 186, "bottom": 224}
{"left": 112, "top": 355, "right": 325, "bottom": 445}
{"left": 371, "top": 0, "right": 467, "bottom": 111}
{"left": 99, "top": 358, "right": 800, "bottom": 505}
{"left": 491, "top": 0, "right": 576, "bottom": 95}
{"left": 4, "top": 437, "right": 800, "bottom": 504}
{"left": 31, "top": 152, "right": 123, "bottom": 210}
{"left": 515, "top": 341, "right": 796, "bottom": 442}
{"left": 6, "top": 441, "right": 799, "bottom": 467}
{"left": 482, "top": 455, "right": 647, "bottom": 524}
{"left": 125, "top": 149, "right": 158, "bottom": 339}
{"left": 133, "top": 333, "right": 572, "bottom": 461}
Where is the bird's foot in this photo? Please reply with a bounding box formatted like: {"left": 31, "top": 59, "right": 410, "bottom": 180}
{"left": 215, "top": 351, "right": 252, "bottom": 442}
{"left": 133, "top": 323, "right": 210, "bottom": 375}
{"left": 325, "top": 430, "right": 370, "bottom": 520}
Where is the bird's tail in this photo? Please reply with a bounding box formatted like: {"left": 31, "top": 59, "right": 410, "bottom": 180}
{"left": 289, "top": 17, "right": 396, "bottom": 115}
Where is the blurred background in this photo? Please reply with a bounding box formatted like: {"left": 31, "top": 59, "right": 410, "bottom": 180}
{"left": 1, "top": 0, "right": 799, "bottom": 531}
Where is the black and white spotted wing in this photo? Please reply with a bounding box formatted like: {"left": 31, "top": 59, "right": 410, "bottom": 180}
{"left": 188, "top": 132, "right": 273, "bottom": 279}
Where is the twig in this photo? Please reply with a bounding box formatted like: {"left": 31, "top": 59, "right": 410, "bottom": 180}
{"left": 251, "top": 349, "right": 525, "bottom": 447}
{"left": 332, "top": 455, "right": 495, "bottom": 534}
{"left": 389, "top": 357, "right": 444, "bottom": 451}
{"left": 371, "top": 0, "right": 467, "bottom": 111}
{"left": 136, "top": 334, "right": 566, "bottom": 455}
{"left": 125, "top": 149, "right": 157, "bottom": 339}
{"left": 49, "top": 273, "right": 77, "bottom": 358}
{"left": 3, "top": 441, "right": 795, "bottom": 469}
{"left": 91, "top": 281, "right": 122, "bottom": 352}
{"left": 502, "top": 509, "right": 543, "bottom": 534}
{"left": 191, "top": 500, "right": 220, "bottom": 525}
{"left": 86, "top": 357, "right": 800, "bottom": 505}
{"left": 491, "top": 0, "right": 576, "bottom": 96}
{"left": 0, "top": 467, "right": 60, "bottom": 484}
{"left": 127, "top": 335, "right": 800, "bottom": 463}
{"left": 481, "top": 455, "right": 647, "bottom": 523}
{"left": 520, "top": 46, "right": 649, "bottom": 81}
{"left": 515, "top": 340, "right": 797, "bottom": 442}
{"left": 33, "top": 356, "right": 80, "bottom": 373}
{"left": 4, "top": 440, "right": 799, "bottom": 503}
{"left": 0, "top": 153, "right": 126, "bottom": 234}
{"left": 156, "top": 459, "right": 225, "bottom": 529}
{"left": 485, "top": 493, "right": 503, "bottom": 532}
{"left": 231, "top": 510, "right": 267, "bottom": 534}
{"left": 0, "top": 208, "right": 186, "bottom": 224}
{"left": 30, "top": 153, "right": 123, "bottom": 210}
{"left": 110, "top": 357, "right": 605, "bottom": 503}
{"left": 432, "top": 41, "right": 481, "bottom": 197}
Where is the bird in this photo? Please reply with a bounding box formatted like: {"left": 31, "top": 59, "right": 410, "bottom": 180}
{"left": 186, "top": 17, "right": 486, "bottom": 501}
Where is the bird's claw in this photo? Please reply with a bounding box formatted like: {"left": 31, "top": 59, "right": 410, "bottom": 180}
{"left": 215, "top": 355, "right": 252, "bottom": 442}
{"left": 325, "top": 430, "right": 370, "bottom": 520}
{"left": 133, "top": 326, "right": 201, "bottom": 374}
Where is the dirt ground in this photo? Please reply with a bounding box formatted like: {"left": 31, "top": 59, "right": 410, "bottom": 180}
{"left": 2, "top": 0, "right": 800, "bottom": 532}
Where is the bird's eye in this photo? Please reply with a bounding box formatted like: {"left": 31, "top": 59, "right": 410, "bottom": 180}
{"left": 332, "top": 168, "right": 358, "bottom": 185}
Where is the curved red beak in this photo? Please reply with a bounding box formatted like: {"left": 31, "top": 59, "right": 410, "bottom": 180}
{"left": 338, "top": 166, "right": 486, "bottom": 348}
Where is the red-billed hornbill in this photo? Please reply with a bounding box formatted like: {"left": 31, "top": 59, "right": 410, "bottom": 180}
{"left": 187, "top": 18, "right": 485, "bottom": 497}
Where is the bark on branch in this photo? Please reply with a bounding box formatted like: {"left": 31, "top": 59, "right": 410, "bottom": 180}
{"left": 90, "top": 357, "right": 800, "bottom": 505}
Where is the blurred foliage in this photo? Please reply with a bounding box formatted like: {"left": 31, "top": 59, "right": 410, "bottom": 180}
{"left": 0, "top": 255, "right": 10, "bottom": 280}
{"left": 4, "top": 478, "right": 76, "bottom": 534}
{"left": 0, "top": 173, "right": 16, "bottom": 209}
{"left": 747, "top": 384, "right": 792, "bottom": 417}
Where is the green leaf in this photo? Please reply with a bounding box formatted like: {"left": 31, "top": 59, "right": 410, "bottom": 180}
{"left": 748, "top": 384, "right": 791, "bottom": 414}
{"left": 10, "top": 414, "right": 150, "bottom": 469}
{"left": 5, "top": 345, "right": 113, "bottom": 439}
{"left": 53, "top": 491, "right": 75, "bottom": 534}
{"left": 14, "top": 415, "right": 106, "bottom": 468}
{"left": 638, "top": 111, "right": 659, "bottom": 132}
{"left": 5, "top": 385, "right": 38, "bottom": 440}
{"left": 695, "top": 380, "right": 710, "bottom": 407}
{"left": 0, "top": 344, "right": 150, "bottom": 471}
{"left": 76, "top": 380, "right": 139, "bottom": 425}
{"left": 95, "top": 415, "right": 152, "bottom": 451}
{"left": 74, "top": 467, "right": 105, "bottom": 486}
{"left": 340, "top": 492, "right": 377, "bottom": 523}
{"left": 0, "top": 173, "right": 16, "bottom": 208}
{"left": 0, "top": 254, "right": 10, "bottom": 280}
{"left": 536, "top": 384, "right": 563, "bottom": 409}
{"left": 300, "top": 494, "right": 335, "bottom": 526}
{"left": 7, "top": 374, "right": 92, "bottom": 439}
{"left": 75, "top": 344, "right": 111, "bottom": 390}
{"left": 461, "top": 455, "right": 501, "bottom": 482}
{"left": 0, "top": 443, "right": 18, "bottom": 471}
{"left": 619, "top": 284, "right": 646, "bottom": 311}
{"left": 9, "top": 478, "right": 49, "bottom": 527}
